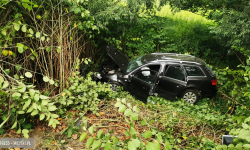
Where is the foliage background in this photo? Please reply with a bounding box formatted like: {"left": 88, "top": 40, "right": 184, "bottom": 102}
{"left": 0, "top": 0, "right": 250, "bottom": 149}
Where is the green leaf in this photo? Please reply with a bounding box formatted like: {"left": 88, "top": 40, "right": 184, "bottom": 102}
{"left": 125, "top": 130, "right": 130, "bottom": 136}
{"left": 0, "top": 76, "right": 4, "bottom": 86}
{"left": 92, "top": 140, "right": 102, "bottom": 150}
{"left": 57, "top": 47, "right": 60, "bottom": 53}
{"left": 132, "top": 139, "right": 140, "bottom": 147}
{"left": 14, "top": 74, "right": 19, "bottom": 80}
{"left": 48, "top": 118, "right": 53, "bottom": 126}
{"left": 141, "top": 118, "right": 147, "bottom": 126}
{"left": 34, "top": 94, "right": 39, "bottom": 101}
{"left": 238, "top": 129, "right": 250, "bottom": 142}
{"left": 86, "top": 137, "right": 94, "bottom": 148}
{"left": 14, "top": 23, "right": 20, "bottom": 31}
{"left": 244, "top": 77, "right": 249, "bottom": 81}
{"left": 2, "top": 81, "right": 9, "bottom": 89}
{"left": 22, "top": 129, "right": 29, "bottom": 134}
{"left": 97, "top": 130, "right": 104, "bottom": 138}
{"left": 4, "top": 69, "right": 10, "bottom": 75}
{"left": 146, "top": 142, "right": 154, "bottom": 150}
{"left": 29, "top": 28, "right": 34, "bottom": 34}
{"left": 23, "top": 99, "right": 31, "bottom": 110}
{"left": 128, "top": 141, "right": 136, "bottom": 150}
{"left": 164, "top": 140, "right": 173, "bottom": 150}
{"left": 243, "top": 144, "right": 250, "bottom": 149}
{"left": 21, "top": 25, "right": 27, "bottom": 32}
{"left": 131, "top": 113, "right": 138, "bottom": 121}
{"left": 43, "top": 76, "right": 50, "bottom": 82}
{"left": 17, "top": 128, "right": 21, "bottom": 134}
{"left": 129, "top": 127, "right": 136, "bottom": 135}
{"left": 1, "top": 29, "right": 6, "bottom": 36}
{"left": 46, "top": 47, "right": 51, "bottom": 52}
{"left": 29, "top": 89, "right": 35, "bottom": 96}
{"left": 41, "top": 36, "right": 45, "bottom": 41}
{"left": 15, "top": 64, "right": 22, "bottom": 71}
{"left": 30, "top": 56, "right": 35, "bottom": 60}
{"left": 122, "top": 98, "right": 126, "bottom": 104}
{"left": 40, "top": 95, "right": 48, "bottom": 100}
{"left": 33, "top": 103, "right": 38, "bottom": 109}
{"left": 79, "top": 132, "right": 88, "bottom": 142}
{"left": 31, "top": 109, "right": 38, "bottom": 116}
{"left": 104, "top": 143, "right": 111, "bottom": 150}
{"left": 156, "top": 134, "right": 163, "bottom": 143}
{"left": 48, "top": 106, "right": 57, "bottom": 111}
{"left": 18, "top": 84, "right": 26, "bottom": 93}
{"left": 153, "top": 142, "right": 161, "bottom": 150}
{"left": 133, "top": 106, "right": 139, "bottom": 112}
{"left": 17, "top": 43, "right": 24, "bottom": 53}
{"left": 40, "top": 114, "right": 45, "bottom": 120}
{"left": 143, "top": 130, "right": 152, "bottom": 139}
{"left": 88, "top": 125, "right": 94, "bottom": 135}
{"left": 49, "top": 79, "right": 54, "bottom": 85}
{"left": 23, "top": 133, "right": 29, "bottom": 138}
{"left": 11, "top": 121, "right": 17, "bottom": 129}
{"left": 124, "top": 109, "right": 132, "bottom": 116}
{"left": 25, "top": 72, "right": 32, "bottom": 78}
{"left": 51, "top": 114, "right": 59, "bottom": 118}
{"left": 17, "top": 111, "right": 25, "bottom": 114}
{"left": 12, "top": 92, "right": 21, "bottom": 98}
{"left": 36, "top": 32, "right": 41, "bottom": 38}
{"left": 114, "top": 101, "right": 122, "bottom": 107}
{"left": 26, "top": 106, "right": 33, "bottom": 113}
{"left": 118, "top": 104, "right": 126, "bottom": 113}
{"left": 41, "top": 100, "right": 48, "bottom": 105}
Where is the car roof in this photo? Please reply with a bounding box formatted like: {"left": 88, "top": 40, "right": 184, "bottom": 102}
{"left": 141, "top": 53, "right": 206, "bottom": 66}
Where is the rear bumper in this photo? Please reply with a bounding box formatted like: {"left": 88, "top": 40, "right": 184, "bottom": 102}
{"left": 201, "top": 86, "right": 218, "bottom": 98}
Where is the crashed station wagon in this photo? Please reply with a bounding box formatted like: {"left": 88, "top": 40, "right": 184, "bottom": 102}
{"left": 94, "top": 46, "right": 217, "bottom": 104}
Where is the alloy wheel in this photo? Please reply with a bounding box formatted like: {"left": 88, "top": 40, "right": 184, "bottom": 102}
{"left": 183, "top": 92, "right": 197, "bottom": 104}
{"left": 110, "top": 84, "right": 119, "bottom": 92}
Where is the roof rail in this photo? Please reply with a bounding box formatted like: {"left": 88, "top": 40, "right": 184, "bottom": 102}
{"left": 151, "top": 53, "right": 194, "bottom": 57}
{"left": 151, "top": 60, "right": 202, "bottom": 65}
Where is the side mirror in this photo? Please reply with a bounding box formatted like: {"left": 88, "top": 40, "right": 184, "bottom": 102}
{"left": 128, "top": 74, "right": 134, "bottom": 82}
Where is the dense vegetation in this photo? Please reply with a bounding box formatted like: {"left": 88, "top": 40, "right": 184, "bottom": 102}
{"left": 0, "top": 0, "right": 250, "bottom": 149}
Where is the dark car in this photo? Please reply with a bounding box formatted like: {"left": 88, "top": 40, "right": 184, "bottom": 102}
{"left": 94, "top": 46, "right": 217, "bottom": 104}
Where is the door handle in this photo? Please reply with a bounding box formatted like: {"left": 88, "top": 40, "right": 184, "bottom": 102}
{"left": 177, "top": 85, "right": 183, "bottom": 88}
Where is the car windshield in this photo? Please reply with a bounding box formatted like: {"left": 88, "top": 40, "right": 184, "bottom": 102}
{"left": 126, "top": 55, "right": 144, "bottom": 73}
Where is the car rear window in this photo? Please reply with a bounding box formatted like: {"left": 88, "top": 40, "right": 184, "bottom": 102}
{"left": 184, "top": 66, "right": 205, "bottom": 76}
{"left": 205, "top": 66, "right": 215, "bottom": 77}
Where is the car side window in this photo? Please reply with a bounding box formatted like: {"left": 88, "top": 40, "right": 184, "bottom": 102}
{"left": 134, "top": 65, "right": 160, "bottom": 84}
{"left": 184, "top": 66, "right": 205, "bottom": 76}
{"left": 165, "top": 65, "right": 185, "bottom": 81}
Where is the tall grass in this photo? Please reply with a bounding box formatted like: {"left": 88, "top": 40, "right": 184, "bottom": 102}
{"left": 156, "top": 5, "right": 215, "bottom": 26}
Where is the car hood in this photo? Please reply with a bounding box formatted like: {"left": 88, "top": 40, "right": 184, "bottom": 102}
{"left": 106, "top": 46, "right": 129, "bottom": 73}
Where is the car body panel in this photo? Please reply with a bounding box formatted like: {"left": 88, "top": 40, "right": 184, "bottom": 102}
{"left": 155, "top": 76, "right": 187, "bottom": 100}
{"left": 127, "top": 77, "right": 152, "bottom": 103}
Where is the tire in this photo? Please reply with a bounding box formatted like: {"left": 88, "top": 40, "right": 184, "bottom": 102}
{"left": 181, "top": 89, "right": 200, "bottom": 104}
{"left": 108, "top": 82, "right": 121, "bottom": 92}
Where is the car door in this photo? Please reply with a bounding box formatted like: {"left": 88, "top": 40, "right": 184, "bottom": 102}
{"left": 128, "top": 65, "right": 160, "bottom": 102}
{"left": 155, "top": 65, "right": 187, "bottom": 100}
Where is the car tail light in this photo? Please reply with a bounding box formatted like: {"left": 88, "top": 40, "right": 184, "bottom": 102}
{"left": 211, "top": 79, "right": 217, "bottom": 85}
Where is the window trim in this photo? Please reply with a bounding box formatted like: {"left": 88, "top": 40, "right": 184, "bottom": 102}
{"left": 183, "top": 65, "right": 207, "bottom": 77}
{"left": 164, "top": 65, "right": 187, "bottom": 82}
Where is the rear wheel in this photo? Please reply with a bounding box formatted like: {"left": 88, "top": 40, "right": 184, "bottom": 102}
{"left": 181, "top": 89, "right": 200, "bottom": 104}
